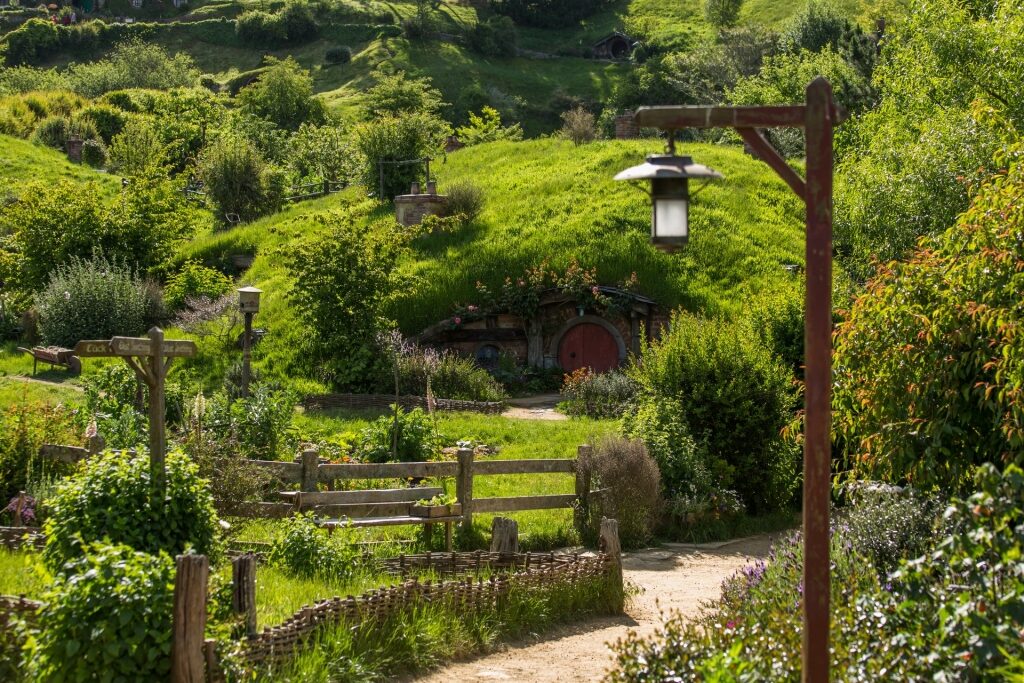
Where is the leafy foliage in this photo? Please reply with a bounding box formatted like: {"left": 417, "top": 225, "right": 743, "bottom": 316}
{"left": 0, "top": 401, "right": 80, "bottom": 504}
{"left": 324, "top": 45, "right": 352, "bottom": 65}
{"left": 577, "top": 436, "right": 661, "bottom": 549}
{"left": 705, "top": 0, "right": 743, "bottom": 28}
{"left": 358, "top": 406, "right": 442, "bottom": 463}
{"left": 561, "top": 368, "right": 637, "bottom": 419}
{"left": 64, "top": 41, "right": 199, "bottom": 98}
{"left": 236, "top": 2, "right": 318, "bottom": 48}
{"left": 268, "top": 513, "right": 357, "bottom": 579}
{"left": 834, "top": 158, "right": 1024, "bottom": 490}
{"left": 363, "top": 70, "right": 446, "bottom": 119}
{"left": 489, "top": 0, "right": 615, "bottom": 28}
{"left": 443, "top": 181, "right": 486, "bottom": 223}
{"left": 626, "top": 312, "right": 797, "bottom": 512}
{"left": 164, "top": 261, "right": 231, "bottom": 312}
{"left": 454, "top": 106, "right": 522, "bottom": 146}
{"left": 396, "top": 347, "right": 506, "bottom": 402}
{"left": 198, "top": 133, "right": 284, "bottom": 222}
{"left": 203, "top": 384, "right": 297, "bottom": 460}
{"left": 26, "top": 543, "right": 175, "bottom": 681}
{"left": 42, "top": 450, "right": 219, "bottom": 572}
{"left": 35, "top": 254, "right": 152, "bottom": 347}
{"left": 288, "top": 122, "right": 360, "bottom": 183}
{"left": 466, "top": 15, "right": 518, "bottom": 58}
{"left": 109, "top": 115, "right": 167, "bottom": 176}
{"left": 237, "top": 57, "right": 326, "bottom": 131}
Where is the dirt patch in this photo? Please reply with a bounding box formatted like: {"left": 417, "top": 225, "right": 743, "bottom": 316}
{"left": 502, "top": 394, "right": 567, "bottom": 421}
{"left": 409, "top": 534, "right": 778, "bottom": 683}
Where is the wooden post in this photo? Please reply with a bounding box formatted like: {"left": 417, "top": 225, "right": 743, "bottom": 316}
{"left": 802, "top": 75, "right": 834, "bottom": 683}
{"left": 203, "top": 639, "right": 225, "bottom": 683}
{"left": 147, "top": 327, "right": 166, "bottom": 501}
{"left": 599, "top": 517, "right": 624, "bottom": 612}
{"left": 12, "top": 491, "right": 26, "bottom": 527}
{"left": 575, "top": 444, "right": 593, "bottom": 532}
{"left": 455, "top": 448, "right": 474, "bottom": 533}
{"left": 241, "top": 311, "right": 253, "bottom": 399}
{"left": 301, "top": 448, "right": 319, "bottom": 493}
{"left": 171, "top": 554, "right": 209, "bottom": 683}
{"left": 231, "top": 554, "right": 257, "bottom": 637}
{"left": 490, "top": 517, "right": 519, "bottom": 554}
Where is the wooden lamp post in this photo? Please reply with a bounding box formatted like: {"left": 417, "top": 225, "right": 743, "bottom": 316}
{"left": 616, "top": 77, "right": 845, "bottom": 681}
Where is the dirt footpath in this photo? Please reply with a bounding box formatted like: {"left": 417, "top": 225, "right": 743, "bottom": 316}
{"left": 410, "top": 534, "right": 778, "bottom": 683}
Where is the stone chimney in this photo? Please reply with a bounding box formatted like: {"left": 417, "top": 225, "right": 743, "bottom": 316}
{"left": 395, "top": 182, "right": 448, "bottom": 226}
{"left": 65, "top": 136, "right": 84, "bottom": 163}
{"left": 615, "top": 111, "right": 638, "bottom": 140}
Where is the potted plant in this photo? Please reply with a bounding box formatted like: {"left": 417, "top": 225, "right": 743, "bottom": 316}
{"left": 410, "top": 493, "right": 462, "bottom": 518}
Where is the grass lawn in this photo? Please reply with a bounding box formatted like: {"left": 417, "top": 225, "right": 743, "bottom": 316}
{"left": 0, "top": 135, "right": 121, "bottom": 195}
{"left": 0, "top": 549, "right": 48, "bottom": 599}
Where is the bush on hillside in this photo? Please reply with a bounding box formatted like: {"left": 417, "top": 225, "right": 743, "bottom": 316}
{"left": 288, "top": 122, "right": 360, "bottom": 183}
{"left": 489, "top": 0, "right": 614, "bottom": 29}
{"left": 363, "top": 70, "right": 446, "bottom": 118}
{"left": 204, "top": 384, "right": 298, "bottom": 460}
{"left": 324, "top": 45, "right": 352, "bottom": 64}
{"left": 42, "top": 450, "right": 219, "bottom": 572}
{"left": 108, "top": 116, "right": 167, "bottom": 175}
{"left": 705, "top": 0, "right": 743, "bottom": 28}
{"left": 355, "top": 111, "right": 449, "bottom": 199}
{"left": 396, "top": 347, "right": 506, "bottom": 402}
{"left": 237, "top": 57, "right": 326, "bottom": 131}
{"left": 164, "top": 261, "right": 232, "bottom": 312}
{"left": 80, "top": 138, "right": 107, "bottom": 168}
{"left": 577, "top": 437, "right": 662, "bottom": 549}
{"left": 454, "top": 106, "right": 522, "bottom": 146}
{"left": 358, "top": 406, "right": 442, "bottom": 463}
{"left": 1, "top": 18, "right": 59, "bottom": 66}
{"left": 467, "top": 15, "right": 517, "bottom": 57}
{"left": 834, "top": 159, "right": 1024, "bottom": 491}
{"left": 237, "top": 2, "right": 318, "bottom": 47}
{"left": 444, "top": 181, "right": 486, "bottom": 223}
{"left": 559, "top": 106, "right": 596, "bottom": 146}
{"left": 35, "top": 255, "right": 151, "bottom": 348}
{"left": 65, "top": 41, "right": 199, "bottom": 98}
{"left": 26, "top": 543, "right": 175, "bottom": 680}
{"left": 561, "top": 368, "right": 637, "bottom": 419}
{"left": 28, "top": 114, "right": 69, "bottom": 149}
{"left": 198, "top": 133, "right": 284, "bottom": 222}
{"left": 75, "top": 103, "right": 127, "bottom": 143}
{"left": 626, "top": 312, "right": 797, "bottom": 513}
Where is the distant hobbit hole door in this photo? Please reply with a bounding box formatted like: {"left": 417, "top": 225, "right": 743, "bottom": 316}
{"left": 557, "top": 322, "right": 620, "bottom": 372}
{"left": 475, "top": 344, "right": 501, "bottom": 370}
{"left": 609, "top": 36, "right": 631, "bottom": 59}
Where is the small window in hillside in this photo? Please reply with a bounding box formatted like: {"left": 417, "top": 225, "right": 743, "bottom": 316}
{"left": 475, "top": 344, "right": 501, "bottom": 369}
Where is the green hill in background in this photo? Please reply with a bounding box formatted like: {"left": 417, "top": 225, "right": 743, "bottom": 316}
{"left": 0, "top": 134, "right": 120, "bottom": 193}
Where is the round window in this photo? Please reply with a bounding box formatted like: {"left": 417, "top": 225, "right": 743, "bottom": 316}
{"left": 475, "top": 344, "right": 501, "bottom": 369}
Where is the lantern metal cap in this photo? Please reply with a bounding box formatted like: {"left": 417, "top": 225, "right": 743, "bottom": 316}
{"left": 614, "top": 154, "right": 724, "bottom": 182}
{"left": 237, "top": 286, "right": 263, "bottom": 295}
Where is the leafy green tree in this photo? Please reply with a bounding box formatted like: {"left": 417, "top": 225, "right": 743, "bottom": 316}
{"left": 65, "top": 41, "right": 199, "bottom": 98}
{"left": 109, "top": 116, "right": 167, "bottom": 176}
{"left": 198, "top": 133, "right": 285, "bottom": 222}
{"left": 354, "top": 111, "right": 449, "bottom": 199}
{"left": 237, "top": 57, "right": 327, "bottom": 131}
{"left": 705, "top": 0, "right": 743, "bottom": 28}
{"left": 288, "top": 122, "right": 361, "bottom": 183}
{"left": 363, "top": 70, "right": 446, "bottom": 118}
{"left": 0, "top": 18, "right": 59, "bottom": 66}
{"left": 466, "top": 15, "right": 518, "bottom": 57}
{"left": 834, "top": 157, "right": 1024, "bottom": 491}
{"left": 454, "top": 106, "right": 523, "bottom": 145}
{"left": 286, "top": 213, "right": 413, "bottom": 390}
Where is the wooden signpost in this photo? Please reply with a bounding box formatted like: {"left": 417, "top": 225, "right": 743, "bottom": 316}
{"left": 74, "top": 327, "right": 196, "bottom": 501}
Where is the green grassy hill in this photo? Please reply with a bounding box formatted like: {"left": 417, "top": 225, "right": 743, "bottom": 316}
{"left": 178, "top": 138, "right": 807, "bottom": 384}
{"left": 0, "top": 134, "right": 120, "bottom": 193}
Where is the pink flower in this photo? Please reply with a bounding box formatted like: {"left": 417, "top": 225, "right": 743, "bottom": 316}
{"left": 591, "top": 286, "right": 600, "bottom": 295}
{"left": 517, "top": 279, "right": 525, "bottom": 287}
{"left": 467, "top": 305, "right": 478, "bottom": 312}
{"left": 725, "top": 620, "right": 736, "bottom": 629}
{"left": 453, "top": 316, "right": 462, "bottom": 325}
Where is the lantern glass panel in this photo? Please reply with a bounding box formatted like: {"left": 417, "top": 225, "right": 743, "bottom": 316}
{"left": 654, "top": 198, "right": 688, "bottom": 239}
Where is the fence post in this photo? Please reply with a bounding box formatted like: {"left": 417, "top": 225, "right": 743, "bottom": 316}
{"left": 575, "top": 444, "right": 592, "bottom": 532}
{"left": 203, "top": 639, "right": 225, "bottom": 683}
{"left": 490, "top": 517, "right": 519, "bottom": 554}
{"left": 231, "top": 554, "right": 257, "bottom": 637}
{"left": 322, "top": 178, "right": 330, "bottom": 197}
{"left": 456, "top": 447, "right": 475, "bottom": 534}
{"left": 171, "top": 554, "right": 209, "bottom": 683}
{"left": 599, "top": 518, "right": 624, "bottom": 613}
{"left": 301, "top": 447, "right": 319, "bottom": 492}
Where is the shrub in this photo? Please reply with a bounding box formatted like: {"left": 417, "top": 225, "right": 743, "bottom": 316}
{"left": 35, "top": 255, "right": 151, "bottom": 348}
{"left": 577, "top": 437, "right": 661, "bottom": 549}
{"left": 559, "top": 106, "right": 596, "bottom": 146}
{"left": 65, "top": 41, "right": 199, "bottom": 98}
{"left": 839, "top": 484, "right": 943, "bottom": 576}
{"left": 834, "top": 159, "right": 1024, "bottom": 491}
{"left": 26, "top": 543, "right": 175, "bottom": 680}
{"left": 705, "top": 0, "right": 743, "bottom": 28}
{"left": 42, "top": 450, "right": 219, "bottom": 572}
{"left": 204, "top": 384, "right": 297, "bottom": 460}
{"left": 454, "top": 106, "right": 522, "bottom": 146}
{"left": 268, "top": 513, "right": 357, "bottom": 579}
{"left": 75, "top": 102, "right": 127, "bottom": 143}
{"left": 355, "top": 111, "right": 450, "bottom": 199}
{"left": 236, "top": 10, "right": 288, "bottom": 46}
{"left": 237, "top": 57, "right": 326, "bottom": 131}
{"left": 80, "top": 138, "right": 107, "bottom": 168}
{"left": 325, "top": 45, "right": 352, "bottom": 64}
{"left": 109, "top": 115, "right": 167, "bottom": 176}
{"left": 444, "top": 181, "right": 485, "bottom": 223}
{"left": 466, "top": 15, "right": 517, "bottom": 57}
{"left": 164, "top": 261, "right": 232, "bottom": 312}
{"left": 363, "top": 70, "right": 446, "bottom": 118}
{"left": 561, "top": 368, "right": 637, "bottom": 419}
{"left": 396, "top": 347, "right": 506, "bottom": 402}
{"left": 489, "top": 0, "right": 614, "bottom": 29}
{"left": 0, "top": 402, "right": 80, "bottom": 503}
{"left": 359, "top": 406, "right": 441, "bottom": 463}
{"left": 627, "top": 312, "right": 797, "bottom": 513}
{"left": 28, "top": 113, "right": 68, "bottom": 149}
{"left": 288, "top": 122, "right": 360, "bottom": 183}
{"left": 198, "top": 133, "right": 284, "bottom": 222}
{"left": 1, "top": 18, "right": 59, "bottom": 66}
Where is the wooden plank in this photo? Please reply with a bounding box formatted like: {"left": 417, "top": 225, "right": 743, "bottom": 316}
{"left": 320, "top": 515, "right": 462, "bottom": 528}
{"left": 215, "top": 501, "right": 295, "bottom": 518}
{"left": 318, "top": 461, "right": 458, "bottom": 481}
{"left": 248, "top": 460, "right": 303, "bottom": 482}
{"left": 309, "top": 501, "right": 415, "bottom": 517}
{"left": 39, "top": 443, "right": 89, "bottom": 463}
{"left": 288, "top": 487, "right": 443, "bottom": 506}
{"left": 473, "top": 459, "right": 576, "bottom": 475}
{"left": 736, "top": 127, "right": 807, "bottom": 200}
{"left": 472, "top": 494, "right": 577, "bottom": 513}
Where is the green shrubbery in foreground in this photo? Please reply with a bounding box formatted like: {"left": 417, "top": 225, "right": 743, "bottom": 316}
{"left": 610, "top": 464, "right": 1024, "bottom": 681}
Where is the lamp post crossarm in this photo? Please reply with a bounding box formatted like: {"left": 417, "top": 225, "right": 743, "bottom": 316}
{"left": 735, "top": 127, "right": 807, "bottom": 201}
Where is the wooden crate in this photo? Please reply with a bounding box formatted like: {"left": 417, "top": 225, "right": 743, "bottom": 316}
{"left": 410, "top": 503, "right": 462, "bottom": 518}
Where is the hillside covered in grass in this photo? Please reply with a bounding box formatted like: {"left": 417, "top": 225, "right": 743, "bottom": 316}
{"left": 176, "top": 137, "right": 807, "bottom": 384}
{"left": 0, "top": 133, "right": 120, "bottom": 192}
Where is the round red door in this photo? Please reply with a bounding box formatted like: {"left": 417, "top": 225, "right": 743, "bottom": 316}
{"left": 558, "top": 323, "right": 620, "bottom": 373}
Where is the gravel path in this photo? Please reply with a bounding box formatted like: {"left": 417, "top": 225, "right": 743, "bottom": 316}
{"left": 409, "top": 534, "right": 778, "bottom": 683}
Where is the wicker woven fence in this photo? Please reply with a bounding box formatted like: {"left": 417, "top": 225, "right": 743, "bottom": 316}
{"left": 301, "top": 393, "right": 505, "bottom": 415}
{"left": 0, "top": 526, "right": 44, "bottom": 551}
{"left": 239, "top": 550, "right": 613, "bottom": 665}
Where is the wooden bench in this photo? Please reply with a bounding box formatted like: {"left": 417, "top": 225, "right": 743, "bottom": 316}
{"left": 17, "top": 346, "right": 81, "bottom": 375}
{"left": 280, "top": 486, "right": 461, "bottom": 551}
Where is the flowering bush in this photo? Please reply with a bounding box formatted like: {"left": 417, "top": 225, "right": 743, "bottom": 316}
{"left": 560, "top": 368, "right": 637, "bottom": 418}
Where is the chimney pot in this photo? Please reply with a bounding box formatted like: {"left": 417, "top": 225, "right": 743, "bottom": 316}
{"left": 410, "top": 182, "right": 420, "bottom": 195}
{"left": 426, "top": 180, "right": 437, "bottom": 194}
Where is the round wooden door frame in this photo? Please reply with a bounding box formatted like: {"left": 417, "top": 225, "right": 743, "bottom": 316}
{"left": 547, "top": 315, "right": 628, "bottom": 368}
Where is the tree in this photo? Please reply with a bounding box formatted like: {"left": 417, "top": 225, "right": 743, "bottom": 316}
{"left": 109, "top": 116, "right": 167, "bottom": 177}
{"left": 286, "top": 213, "right": 413, "bottom": 390}
{"left": 705, "top": 0, "right": 743, "bottom": 28}
{"left": 833, "top": 156, "right": 1024, "bottom": 492}
{"left": 237, "top": 57, "right": 327, "bottom": 131}
{"left": 288, "top": 123, "right": 361, "bottom": 183}
{"left": 66, "top": 41, "right": 199, "bottom": 98}
{"left": 363, "top": 70, "right": 446, "bottom": 118}
{"left": 354, "top": 111, "right": 449, "bottom": 199}
{"left": 454, "top": 106, "right": 523, "bottom": 145}
{"left": 198, "top": 133, "right": 284, "bottom": 222}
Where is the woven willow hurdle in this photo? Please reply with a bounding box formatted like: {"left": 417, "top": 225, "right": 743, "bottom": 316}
{"left": 240, "top": 550, "right": 613, "bottom": 665}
